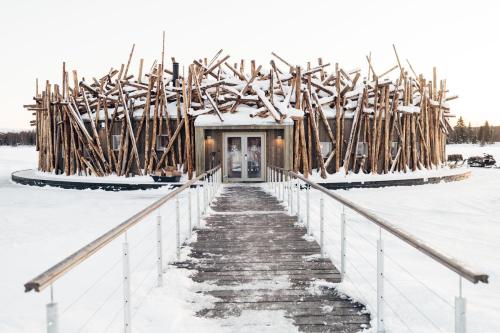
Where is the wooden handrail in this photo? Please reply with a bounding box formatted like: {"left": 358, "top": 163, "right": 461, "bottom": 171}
{"left": 24, "top": 166, "right": 221, "bottom": 293}
{"left": 270, "top": 166, "right": 489, "bottom": 284}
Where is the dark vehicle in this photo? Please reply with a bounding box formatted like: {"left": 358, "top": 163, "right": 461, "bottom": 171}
{"left": 467, "top": 154, "right": 497, "bottom": 168}
{"left": 447, "top": 154, "right": 464, "bottom": 162}
{"left": 151, "top": 168, "right": 182, "bottom": 182}
{"left": 447, "top": 154, "right": 465, "bottom": 168}
{"left": 151, "top": 175, "right": 181, "bottom": 182}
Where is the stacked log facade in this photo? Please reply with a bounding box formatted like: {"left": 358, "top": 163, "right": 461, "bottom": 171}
{"left": 24, "top": 43, "right": 454, "bottom": 179}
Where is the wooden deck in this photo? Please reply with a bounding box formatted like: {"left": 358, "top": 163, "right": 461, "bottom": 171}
{"left": 174, "top": 185, "right": 370, "bottom": 332}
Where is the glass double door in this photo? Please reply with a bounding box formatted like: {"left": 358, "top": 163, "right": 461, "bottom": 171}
{"left": 223, "top": 133, "right": 265, "bottom": 181}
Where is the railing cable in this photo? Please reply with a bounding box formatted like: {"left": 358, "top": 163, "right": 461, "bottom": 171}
{"left": 61, "top": 254, "right": 122, "bottom": 316}
{"left": 76, "top": 280, "right": 123, "bottom": 332}
{"left": 383, "top": 275, "right": 448, "bottom": 332}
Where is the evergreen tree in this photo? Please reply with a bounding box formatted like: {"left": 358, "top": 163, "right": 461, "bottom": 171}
{"left": 468, "top": 122, "right": 477, "bottom": 144}
{"left": 478, "top": 125, "right": 484, "bottom": 146}
{"left": 484, "top": 121, "right": 491, "bottom": 144}
{"left": 454, "top": 116, "right": 467, "bottom": 143}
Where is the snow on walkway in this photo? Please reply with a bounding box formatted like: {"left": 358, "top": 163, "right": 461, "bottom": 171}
{"left": 133, "top": 185, "right": 369, "bottom": 333}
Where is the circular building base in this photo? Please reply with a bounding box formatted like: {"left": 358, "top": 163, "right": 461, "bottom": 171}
{"left": 12, "top": 167, "right": 471, "bottom": 191}
{"left": 11, "top": 169, "right": 180, "bottom": 191}
{"left": 316, "top": 167, "right": 471, "bottom": 190}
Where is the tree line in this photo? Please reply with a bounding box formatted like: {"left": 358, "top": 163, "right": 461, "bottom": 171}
{"left": 0, "top": 130, "right": 36, "bottom": 146}
{"left": 448, "top": 117, "right": 498, "bottom": 145}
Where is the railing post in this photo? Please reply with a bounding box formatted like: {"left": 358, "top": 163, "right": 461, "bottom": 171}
{"left": 122, "top": 233, "right": 131, "bottom": 333}
{"left": 320, "top": 194, "right": 324, "bottom": 258}
{"left": 340, "top": 205, "right": 346, "bottom": 280}
{"left": 277, "top": 171, "right": 280, "bottom": 199}
{"left": 156, "top": 209, "right": 163, "bottom": 287}
{"left": 270, "top": 168, "right": 276, "bottom": 193}
{"left": 266, "top": 167, "right": 269, "bottom": 187}
{"left": 217, "top": 169, "right": 220, "bottom": 192}
{"left": 272, "top": 168, "right": 276, "bottom": 193}
{"left": 268, "top": 167, "right": 271, "bottom": 188}
{"left": 46, "top": 285, "right": 58, "bottom": 333}
{"left": 214, "top": 170, "right": 217, "bottom": 191}
{"left": 296, "top": 179, "right": 301, "bottom": 222}
{"left": 281, "top": 171, "right": 284, "bottom": 200}
{"left": 207, "top": 175, "right": 211, "bottom": 202}
{"left": 175, "top": 195, "right": 180, "bottom": 260}
{"left": 280, "top": 171, "right": 284, "bottom": 201}
{"left": 306, "top": 184, "right": 311, "bottom": 235}
{"left": 207, "top": 175, "right": 213, "bottom": 200}
{"left": 455, "top": 277, "right": 466, "bottom": 333}
{"left": 210, "top": 174, "right": 214, "bottom": 200}
{"left": 214, "top": 171, "right": 217, "bottom": 195}
{"left": 196, "top": 184, "right": 201, "bottom": 227}
{"left": 285, "top": 172, "right": 293, "bottom": 215}
{"left": 188, "top": 187, "right": 192, "bottom": 233}
{"left": 212, "top": 171, "right": 216, "bottom": 192}
{"left": 203, "top": 178, "right": 208, "bottom": 215}
{"left": 377, "top": 228, "right": 385, "bottom": 333}
{"left": 277, "top": 170, "right": 281, "bottom": 199}
{"left": 212, "top": 173, "right": 216, "bottom": 199}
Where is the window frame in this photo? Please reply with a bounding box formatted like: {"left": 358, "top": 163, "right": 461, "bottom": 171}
{"left": 156, "top": 134, "right": 169, "bottom": 151}
{"left": 112, "top": 135, "right": 122, "bottom": 152}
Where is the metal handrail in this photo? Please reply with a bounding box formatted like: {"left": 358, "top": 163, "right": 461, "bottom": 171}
{"left": 24, "top": 165, "right": 221, "bottom": 293}
{"left": 270, "top": 166, "right": 489, "bottom": 284}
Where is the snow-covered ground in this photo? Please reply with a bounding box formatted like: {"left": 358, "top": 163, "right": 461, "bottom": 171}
{"left": 301, "top": 143, "right": 500, "bottom": 332}
{"left": 0, "top": 144, "right": 499, "bottom": 332}
{"left": 0, "top": 146, "right": 179, "bottom": 332}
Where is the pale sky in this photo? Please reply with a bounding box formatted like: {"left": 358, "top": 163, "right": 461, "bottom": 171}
{"left": 1, "top": 0, "right": 498, "bottom": 130}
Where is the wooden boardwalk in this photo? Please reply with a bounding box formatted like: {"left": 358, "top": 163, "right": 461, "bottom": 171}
{"left": 175, "top": 185, "right": 370, "bottom": 332}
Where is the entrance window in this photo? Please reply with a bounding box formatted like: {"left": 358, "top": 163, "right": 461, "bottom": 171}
{"left": 223, "top": 133, "right": 265, "bottom": 181}
{"left": 226, "top": 137, "right": 242, "bottom": 178}
{"left": 246, "top": 137, "right": 262, "bottom": 178}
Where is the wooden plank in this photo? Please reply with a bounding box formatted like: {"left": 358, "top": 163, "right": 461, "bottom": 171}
{"left": 174, "top": 185, "right": 369, "bottom": 331}
{"left": 182, "top": 77, "right": 194, "bottom": 179}
{"left": 205, "top": 90, "right": 224, "bottom": 122}
{"left": 334, "top": 67, "right": 342, "bottom": 172}
{"left": 117, "top": 82, "right": 143, "bottom": 176}
{"left": 304, "top": 93, "right": 326, "bottom": 178}
{"left": 298, "top": 119, "right": 309, "bottom": 177}
{"left": 253, "top": 86, "right": 282, "bottom": 122}
{"left": 155, "top": 117, "right": 185, "bottom": 171}
{"left": 228, "top": 65, "right": 262, "bottom": 113}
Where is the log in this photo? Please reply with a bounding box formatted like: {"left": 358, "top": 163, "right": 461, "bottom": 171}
{"left": 305, "top": 92, "right": 326, "bottom": 178}
{"left": 182, "top": 78, "right": 194, "bottom": 179}
{"left": 298, "top": 119, "right": 309, "bottom": 177}
{"left": 117, "top": 82, "right": 143, "bottom": 176}
{"left": 155, "top": 120, "right": 185, "bottom": 171}
{"left": 205, "top": 90, "right": 224, "bottom": 122}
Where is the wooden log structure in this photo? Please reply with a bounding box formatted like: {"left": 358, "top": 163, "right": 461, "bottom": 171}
{"left": 25, "top": 40, "right": 455, "bottom": 179}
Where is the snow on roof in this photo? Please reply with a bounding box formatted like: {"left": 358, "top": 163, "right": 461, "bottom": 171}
{"left": 398, "top": 105, "right": 421, "bottom": 113}
{"left": 195, "top": 106, "right": 293, "bottom": 127}
{"left": 60, "top": 51, "right": 455, "bottom": 129}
